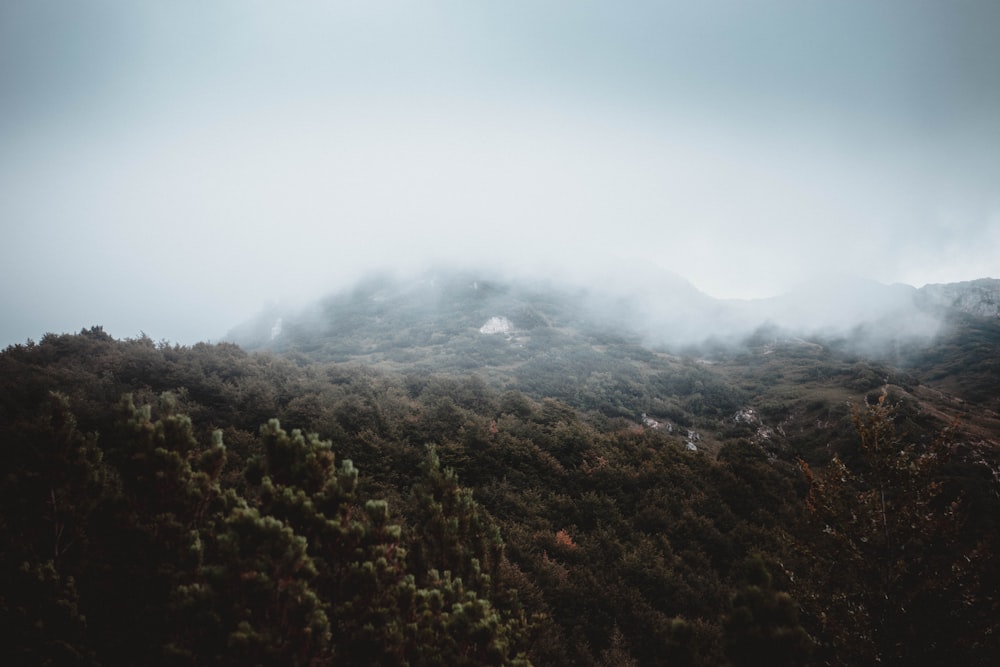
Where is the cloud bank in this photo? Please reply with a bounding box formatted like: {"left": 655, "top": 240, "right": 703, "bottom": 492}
{"left": 1, "top": 1, "right": 998, "bottom": 346}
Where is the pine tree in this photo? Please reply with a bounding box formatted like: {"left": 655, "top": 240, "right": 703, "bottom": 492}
{"left": 408, "top": 445, "right": 504, "bottom": 590}
{"left": 247, "top": 420, "right": 453, "bottom": 664}
{"left": 406, "top": 446, "right": 530, "bottom": 665}
{"left": 723, "top": 556, "right": 810, "bottom": 667}
{"left": 176, "top": 505, "right": 331, "bottom": 665}
{"left": 86, "top": 394, "right": 234, "bottom": 663}
{"left": 0, "top": 392, "right": 110, "bottom": 665}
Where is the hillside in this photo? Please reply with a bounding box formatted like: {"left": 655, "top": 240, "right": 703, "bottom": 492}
{"left": 2, "top": 273, "right": 999, "bottom": 665}
{"left": 229, "top": 271, "right": 1000, "bottom": 453}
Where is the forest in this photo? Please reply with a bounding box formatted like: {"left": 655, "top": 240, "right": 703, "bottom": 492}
{"left": 2, "top": 314, "right": 998, "bottom": 665}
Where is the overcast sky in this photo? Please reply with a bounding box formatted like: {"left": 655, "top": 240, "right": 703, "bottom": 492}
{"left": 2, "top": 1, "right": 998, "bottom": 346}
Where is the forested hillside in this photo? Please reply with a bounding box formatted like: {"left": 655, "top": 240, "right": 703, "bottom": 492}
{"left": 3, "top": 276, "right": 999, "bottom": 665}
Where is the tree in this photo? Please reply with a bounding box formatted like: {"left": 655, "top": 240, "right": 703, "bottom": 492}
{"left": 0, "top": 392, "right": 109, "bottom": 665}
{"left": 796, "top": 392, "right": 978, "bottom": 665}
{"left": 406, "top": 446, "right": 530, "bottom": 665}
{"left": 723, "top": 556, "right": 810, "bottom": 667}
{"left": 246, "top": 423, "right": 531, "bottom": 665}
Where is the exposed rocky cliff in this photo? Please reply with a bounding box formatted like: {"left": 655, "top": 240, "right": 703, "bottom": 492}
{"left": 917, "top": 278, "right": 1000, "bottom": 318}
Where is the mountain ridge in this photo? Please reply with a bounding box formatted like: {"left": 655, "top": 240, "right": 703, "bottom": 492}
{"left": 228, "top": 269, "right": 999, "bottom": 355}
{"left": 225, "top": 268, "right": 1000, "bottom": 450}
{"left": 917, "top": 277, "right": 1000, "bottom": 318}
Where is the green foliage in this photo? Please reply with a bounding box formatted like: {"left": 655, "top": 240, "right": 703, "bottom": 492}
{"left": 723, "top": 556, "right": 811, "bottom": 666}
{"left": 2, "top": 326, "right": 997, "bottom": 666}
{"left": 5, "top": 560, "right": 94, "bottom": 666}
{"left": 0, "top": 387, "right": 531, "bottom": 664}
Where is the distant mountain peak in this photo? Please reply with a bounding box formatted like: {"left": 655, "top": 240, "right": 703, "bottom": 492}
{"left": 227, "top": 267, "right": 1000, "bottom": 358}
{"left": 917, "top": 278, "right": 1000, "bottom": 318}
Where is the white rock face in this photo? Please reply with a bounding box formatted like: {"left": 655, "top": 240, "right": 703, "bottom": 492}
{"left": 270, "top": 318, "right": 283, "bottom": 340}
{"left": 479, "top": 316, "right": 514, "bottom": 335}
{"left": 918, "top": 279, "right": 1000, "bottom": 318}
{"left": 641, "top": 413, "right": 674, "bottom": 433}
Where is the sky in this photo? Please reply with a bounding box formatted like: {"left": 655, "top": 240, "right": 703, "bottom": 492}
{"left": 2, "top": 1, "right": 998, "bottom": 346}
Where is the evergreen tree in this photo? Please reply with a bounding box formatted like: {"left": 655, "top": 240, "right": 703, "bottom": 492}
{"left": 0, "top": 392, "right": 108, "bottom": 666}
{"left": 86, "top": 394, "right": 233, "bottom": 663}
{"left": 723, "top": 556, "right": 810, "bottom": 666}
{"left": 406, "top": 446, "right": 529, "bottom": 665}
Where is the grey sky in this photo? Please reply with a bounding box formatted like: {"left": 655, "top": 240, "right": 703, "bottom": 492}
{"left": 2, "top": 1, "right": 998, "bottom": 346}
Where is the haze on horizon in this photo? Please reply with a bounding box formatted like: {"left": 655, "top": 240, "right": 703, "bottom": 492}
{"left": 2, "top": 1, "right": 998, "bottom": 347}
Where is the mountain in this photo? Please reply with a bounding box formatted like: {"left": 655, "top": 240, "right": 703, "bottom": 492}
{"left": 225, "top": 268, "right": 1000, "bottom": 456}
{"left": 3, "top": 271, "right": 998, "bottom": 665}
{"left": 226, "top": 265, "right": 722, "bottom": 350}
{"left": 228, "top": 269, "right": 999, "bottom": 397}
{"left": 231, "top": 270, "right": 999, "bottom": 353}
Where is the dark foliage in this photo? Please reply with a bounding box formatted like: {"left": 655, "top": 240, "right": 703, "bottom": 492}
{"left": 2, "top": 321, "right": 997, "bottom": 665}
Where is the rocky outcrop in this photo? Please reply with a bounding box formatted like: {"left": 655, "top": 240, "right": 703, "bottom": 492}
{"left": 917, "top": 279, "right": 1000, "bottom": 318}
{"left": 479, "top": 316, "right": 514, "bottom": 335}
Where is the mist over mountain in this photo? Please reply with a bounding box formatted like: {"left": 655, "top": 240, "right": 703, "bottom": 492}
{"left": 228, "top": 267, "right": 996, "bottom": 358}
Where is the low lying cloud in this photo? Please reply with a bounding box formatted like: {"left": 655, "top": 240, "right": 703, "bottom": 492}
{"left": 1, "top": 2, "right": 997, "bottom": 347}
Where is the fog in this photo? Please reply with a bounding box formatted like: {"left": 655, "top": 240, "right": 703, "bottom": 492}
{"left": 2, "top": 1, "right": 998, "bottom": 347}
